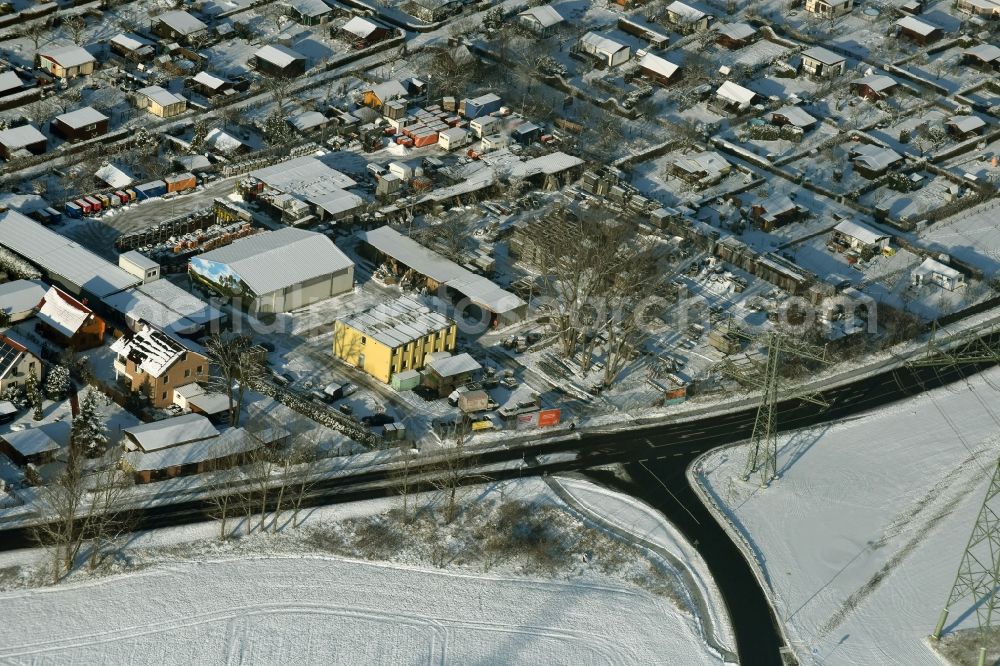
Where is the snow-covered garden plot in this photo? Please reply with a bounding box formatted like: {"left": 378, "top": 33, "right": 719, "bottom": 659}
{"left": 0, "top": 478, "right": 729, "bottom": 665}
{"left": 694, "top": 365, "right": 1000, "bottom": 666}
{"left": 918, "top": 199, "right": 1000, "bottom": 277}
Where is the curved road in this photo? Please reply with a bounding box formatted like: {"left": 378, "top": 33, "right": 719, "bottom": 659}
{"left": 0, "top": 352, "right": 993, "bottom": 665}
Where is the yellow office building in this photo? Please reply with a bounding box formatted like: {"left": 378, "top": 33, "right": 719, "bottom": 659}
{"left": 333, "top": 296, "right": 457, "bottom": 383}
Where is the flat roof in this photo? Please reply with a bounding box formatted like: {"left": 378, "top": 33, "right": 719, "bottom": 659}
{"left": 38, "top": 45, "right": 94, "bottom": 68}
{"left": 123, "top": 426, "right": 264, "bottom": 472}
{"left": 0, "top": 279, "right": 47, "bottom": 316}
{"left": 250, "top": 155, "right": 357, "bottom": 196}
{"left": 0, "top": 210, "right": 139, "bottom": 297}
{"left": 802, "top": 46, "right": 845, "bottom": 65}
{"left": 158, "top": 10, "right": 208, "bottom": 35}
{"left": 254, "top": 44, "right": 306, "bottom": 68}
{"left": 1, "top": 427, "right": 60, "bottom": 456}
{"left": 0, "top": 124, "right": 45, "bottom": 149}
{"left": 340, "top": 296, "right": 453, "bottom": 349}
{"left": 55, "top": 106, "right": 108, "bottom": 129}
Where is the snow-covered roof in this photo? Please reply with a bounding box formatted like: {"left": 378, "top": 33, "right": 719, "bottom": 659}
{"left": 54, "top": 106, "right": 108, "bottom": 130}
{"left": 339, "top": 296, "right": 453, "bottom": 349}
{"left": 204, "top": 127, "right": 244, "bottom": 154}
{"left": 896, "top": 16, "right": 939, "bottom": 36}
{"left": 771, "top": 105, "right": 816, "bottom": 127}
{"left": 250, "top": 155, "right": 356, "bottom": 195}
{"left": 916, "top": 257, "right": 960, "bottom": 279}
{"left": 0, "top": 71, "right": 23, "bottom": 95}
{"left": 638, "top": 52, "right": 680, "bottom": 79}
{"left": 123, "top": 426, "right": 265, "bottom": 472}
{"left": 157, "top": 10, "right": 208, "bottom": 35}
{"left": 518, "top": 4, "right": 564, "bottom": 27}
{"left": 104, "top": 280, "right": 220, "bottom": 334}
{"left": 110, "top": 32, "right": 151, "bottom": 52}
{"left": 579, "top": 32, "right": 628, "bottom": 57}
{"left": 254, "top": 44, "right": 306, "bottom": 68}
{"left": 0, "top": 210, "right": 139, "bottom": 298}
{"left": 0, "top": 124, "right": 45, "bottom": 149}
{"left": 852, "top": 144, "right": 903, "bottom": 171}
{"left": 362, "top": 226, "right": 525, "bottom": 314}
{"left": 674, "top": 150, "right": 729, "bottom": 176}
{"left": 0, "top": 279, "right": 47, "bottom": 317}
{"left": 948, "top": 115, "right": 986, "bottom": 133}
{"left": 123, "top": 413, "right": 218, "bottom": 452}
{"left": 342, "top": 16, "right": 383, "bottom": 38}
{"left": 38, "top": 45, "right": 95, "bottom": 68}
{"left": 852, "top": 74, "right": 897, "bottom": 93}
{"left": 717, "top": 22, "right": 756, "bottom": 40}
{"left": 510, "top": 151, "right": 583, "bottom": 178}
{"left": 37, "top": 286, "right": 93, "bottom": 338}
{"left": 197, "top": 228, "right": 353, "bottom": 296}
{"left": 366, "top": 80, "right": 407, "bottom": 103}
{"left": 286, "top": 0, "right": 332, "bottom": 17}
{"left": 288, "top": 110, "right": 328, "bottom": 131}
{"left": 110, "top": 324, "right": 196, "bottom": 379}
{"left": 95, "top": 163, "right": 135, "bottom": 189}
{"left": 963, "top": 44, "right": 1000, "bottom": 63}
{"left": 193, "top": 71, "right": 228, "bottom": 90}
{"left": 426, "top": 352, "right": 481, "bottom": 378}
{"left": 666, "top": 0, "right": 707, "bottom": 21}
{"left": 1, "top": 427, "right": 60, "bottom": 456}
{"left": 834, "top": 219, "right": 888, "bottom": 245}
{"left": 138, "top": 85, "right": 185, "bottom": 108}
{"left": 309, "top": 189, "right": 363, "bottom": 217}
{"left": 716, "top": 80, "right": 757, "bottom": 106}
{"left": 801, "top": 46, "right": 844, "bottom": 65}
{"left": 120, "top": 250, "right": 158, "bottom": 272}
{"left": 755, "top": 193, "right": 798, "bottom": 220}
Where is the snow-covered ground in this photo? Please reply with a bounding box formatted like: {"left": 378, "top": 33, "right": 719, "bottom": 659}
{"left": 695, "top": 365, "right": 1000, "bottom": 665}
{"left": 0, "top": 477, "right": 729, "bottom": 665}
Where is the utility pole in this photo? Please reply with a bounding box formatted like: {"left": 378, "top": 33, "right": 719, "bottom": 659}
{"left": 717, "top": 328, "right": 829, "bottom": 487}
{"left": 931, "top": 458, "right": 1000, "bottom": 666}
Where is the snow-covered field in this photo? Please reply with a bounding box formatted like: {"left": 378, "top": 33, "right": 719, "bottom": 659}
{"left": 696, "top": 365, "right": 1000, "bottom": 665}
{"left": 0, "top": 478, "right": 728, "bottom": 665}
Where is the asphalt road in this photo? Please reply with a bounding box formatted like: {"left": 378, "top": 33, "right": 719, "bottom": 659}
{"left": 0, "top": 353, "right": 992, "bottom": 665}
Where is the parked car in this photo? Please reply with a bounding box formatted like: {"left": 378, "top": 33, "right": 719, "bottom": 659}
{"left": 339, "top": 403, "right": 354, "bottom": 415}
{"left": 341, "top": 382, "right": 359, "bottom": 397}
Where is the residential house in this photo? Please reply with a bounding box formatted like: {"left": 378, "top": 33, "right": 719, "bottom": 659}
{"left": 517, "top": 5, "right": 565, "bottom": 36}
{"left": 0, "top": 125, "right": 46, "bottom": 160}
{"left": 576, "top": 32, "right": 630, "bottom": 68}
{"left": 715, "top": 80, "right": 760, "bottom": 111}
{"left": 341, "top": 16, "right": 393, "bottom": 48}
{"left": 751, "top": 193, "right": 805, "bottom": 231}
{"left": 136, "top": 85, "right": 187, "bottom": 118}
{"left": 109, "top": 33, "right": 156, "bottom": 63}
{"left": 0, "top": 334, "right": 40, "bottom": 395}
{"left": 0, "top": 280, "right": 47, "bottom": 324}
{"left": 333, "top": 296, "right": 457, "bottom": 384}
{"left": 110, "top": 324, "right": 210, "bottom": 408}
{"left": 801, "top": 47, "right": 846, "bottom": 78}
{"left": 36, "top": 286, "right": 106, "bottom": 351}
{"left": 805, "top": 0, "right": 853, "bottom": 17}
{"left": 284, "top": 0, "right": 332, "bottom": 25}
{"left": 831, "top": 219, "right": 889, "bottom": 258}
{"left": 716, "top": 22, "right": 757, "bottom": 49}
{"left": 408, "top": 0, "right": 460, "bottom": 21}
{"left": 962, "top": 44, "right": 1000, "bottom": 70}
{"left": 362, "top": 80, "right": 408, "bottom": 109}
{"left": 851, "top": 74, "right": 897, "bottom": 100}
{"left": 664, "top": 1, "right": 710, "bottom": 32}
{"left": 672, "top": 150, "right": 731, "bottom": 187}
{"left": 946, "top": 115, "right": 987, "bottom": 139}
{"left": 895, "top": 16, "right": 942, "bottom": 44}
{"left": 956, "top": 0, "right": 1000, "bottom": 18}
{"left": 0, "top": 426, "right": 62, "bottom": 466}
{"left": 913, "top": 257, "right": 965, "bottom": 290}
{"left": 851, "top": 144, "right": 903, "bottom": 178}
{"left": 153, "top": 10, "right": 209, "bottom": 44}
{"left": 50, "top": 106, "right": 109, "bottom": 143}
{"left": 36, "top": 45, "right": 95, "bottom": 79}
{"left": 638, "top": 53, "right": 681, "bottom": 86}
{"left": 770, "top": 105, "right": 817, "bottom": 130}
{"left": 252, "top": 44, "right": 307, "bottom": 78}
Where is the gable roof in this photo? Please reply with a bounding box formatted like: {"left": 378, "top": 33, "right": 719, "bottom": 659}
{"left": 55, "top": 106, "right": 108, "bottom": 130}
{"left": 579, "top": 32, "right": 628, "bottom": 56}
{"left": 852, "top": 144, "right": 903, "bottom": 171}
{"left": 38, "top": 45, "right": 95, "bottom": 68}
{"left": 801, "top": 46, "right": 844, "bottom": 65}
{"left": 193, "top": 71, "right": 229, "bottom": 90}
{"left": 639, "top": 52, "right": 680, "bottom": 79}
{"left": 666, "top": 0, "right": 707, "bottom": 20}
{"left": 717, "top": 22, "right": 756, "bottom": 40}
{"left": 342, "top": 16, "right": 385, "bottom": 38}
{"left": 896, "top": 16, "right": 940, "bottom": 36}
{"left": 123, "top": 413, "right": 218, "bottom": 452}
{"left": 834, "top": 219, "right": 888, "bottom": 245}
{"left": 95, "top": 162, "right": 135, "bottom": 189}
{"left": 254, "top": 44, "right": 306, "bottom": 68}
{"left": 138, "top": 85, "right": 185, "bottom": 108}
{"left": 852, "top": 74, "right": 897, "bottom": 93}
{"left": 110, "top": 32, "right": 153, "bottom": 52}
{"left": 963, "top": 43, "right": 1000, "bottom": 62}
{"left": 518, "top": 4, "right": 564, "bottom": 27}
{"left": 196, "top": 228, "right": 353, "bottom": 296}
{"left": 286, "top": 0, "right": 332, "bottom": 17}
{"left": 157, "top": 10, "right": 208, "bottom": 35}
{"left": 716, "top": 80, "right": 757, "bottom": 106}
{"left": 37, "top": 286, "right": 94, "bottom": 338}
{"left": 1, "top": 427, "right": 61, "bottom": 456}
{"left": 771, "top": 105, "right": 817, "bottom": 127}
{"left": 366, "top": 79, "right": 408, "bottom": 104}
{"left": 110, "top": 324, "right": 196, "bottom": 379}
{"left": 0, "top": 334, "right": 33, "bottom": 380}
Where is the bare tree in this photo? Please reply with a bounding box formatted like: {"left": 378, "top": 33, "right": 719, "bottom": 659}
{"left": 84, "top": 452, "right": 135, "bottom": 571}
{"left": 63, "top": 15, "right": 88, "bottom": 45}
{"left": 204, "top": 334, "right": 265, "bottom": 427}
{"left": 32, "top": 451, "right": 87, "bottom": 583}
{"left": 427, "top": 426, "right": 485, "bottom": 525}
{"left": 391, "top": 446, "right": 419, "bottom": 524}
{"left": 281, "top": 432, "right": 322, "bottom": 529}
{"left": 25, "top": 21, "right": 48, "bottom": 53}
{"left": 204, "top": 457, "right": 242, "bottom": 539}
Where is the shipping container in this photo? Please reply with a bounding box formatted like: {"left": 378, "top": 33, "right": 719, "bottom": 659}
{"left": 43, "top": 206, "right": 62, "bottom": 223}
{"left": 64, "top": 201, "right": 83, "bottom": 217}
{"left": 412, "top": 131, "right": 438, "bottom": 148}
{"left": 135, "top": 180, "right": 167, "bottom": 199}
{"left": 75, "top": 198, "right": 93, "bottom": 214}
{"left": 95, "top": 193, "right": 111, "bottom": 208}
{"left": 84, "top": 195, "right": 102, "bottom": 212}
{"left": 164, "top": 172, "right": 196, "bottom": 193}
{"left": 124, "top": 189, "right": 137, "bottom": 202}
{"left": 462, "top": 93, "right": 502, "bottom": 119}
{"left": 114, "top": 190, "right": 130, "bottom": 204}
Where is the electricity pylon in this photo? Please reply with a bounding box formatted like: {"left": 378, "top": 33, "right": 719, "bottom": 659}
{"left": 931, "top": 458, "right": 1000, "bottom": 666}
{"left": 717, "top": 329, "right": 829, "bottom": 487}
{"left": 907, "top": 321, "right": 1000, "bottom": 370}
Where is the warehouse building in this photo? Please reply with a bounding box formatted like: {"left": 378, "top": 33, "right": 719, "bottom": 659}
{"left": 334, "top": 296, "right": 456, "bottom": 384}
{"left": 190, "top": 228, "right": 354, "bottom": 313}
{"left": 0, "top": 210, "right": 139, "bottom": 299}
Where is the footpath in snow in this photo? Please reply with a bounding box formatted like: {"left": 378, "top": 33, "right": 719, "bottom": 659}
{"left": 695, "top": 365, "right": 1000, "bottom": 665}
